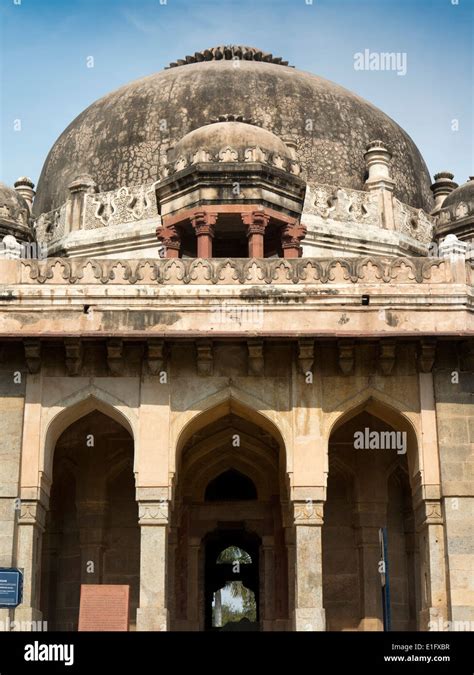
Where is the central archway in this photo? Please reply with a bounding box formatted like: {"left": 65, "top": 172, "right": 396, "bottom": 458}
{"left": 169, "top": 403, "right": 291, "bottom": 631}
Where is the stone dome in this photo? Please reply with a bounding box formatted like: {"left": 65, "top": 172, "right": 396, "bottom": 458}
{"left": 34, "top": 45, "right": 433, "bottom": 216}
{"left": 0, "top": 182, "right": 32, "bottom": 241}
{"left": 166, "top": 120, "right": 297, "bottom": 174}
{"left": 442, "top": 177, "right": 474, "bottom": 213}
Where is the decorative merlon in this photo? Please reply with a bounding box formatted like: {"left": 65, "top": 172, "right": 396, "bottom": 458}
{"left": 18, "top": 255, "right": 455, "bottom": 286}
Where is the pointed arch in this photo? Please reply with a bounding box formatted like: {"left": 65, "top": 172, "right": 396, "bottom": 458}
{"left": 42, "top": 389, "right": 136, "bottom": 484}
{"left": 326, "top": 393, "right": 420, "bottom": 483}
{"left": 173, "top": 386, "right": 288, "bottom": 474}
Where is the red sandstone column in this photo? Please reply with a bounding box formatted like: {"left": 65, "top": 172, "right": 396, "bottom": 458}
{"left": 242, "top": 211, "right": 270, "bottom": 257}
{"left": 190, "top": 211, "right": 217, "bottom": 258}
{"left": 281, "top": 222, "right": 307, "bottom": 258}
{"left": 157, "top": 224, "right": 182, "bottom": 258}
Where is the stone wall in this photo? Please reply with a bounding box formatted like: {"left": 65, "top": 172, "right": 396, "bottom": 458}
{"left": 434, "top": 342, "right": 474, "bottom": 625}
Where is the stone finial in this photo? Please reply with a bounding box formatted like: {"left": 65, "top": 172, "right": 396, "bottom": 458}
{"left": 67, "top": 174, "right": 97, "bottom": 195}
{"left": 430, "top": 172, "right": 458, "bottom": 211}
{"left": 14, "top": 177, "right": 35, "bottom": 212}
{"left": 0, "top": 234, "right": 22, "bottom": 259}
{"left": 438, "top": 233, "right": 468, "bottom": 259}
{"left": 364, "top": 141, "right": 394, "bottom": 189}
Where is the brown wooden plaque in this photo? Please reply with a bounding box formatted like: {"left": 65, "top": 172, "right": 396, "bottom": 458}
{"left": 78, "top": 584, "right": 130, "bottom": 631}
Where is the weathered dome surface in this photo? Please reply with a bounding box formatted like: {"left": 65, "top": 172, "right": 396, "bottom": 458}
{"left": 168, "top": 120, "right": 295, "bottom": 170}
{"left": 442, "top": 177, "right": 474, "bottom": 212}
{"left": 34, "top": 50, "right": 433, "bottom": 215}
{"left": 0, "top": 182, "right": 32, "bottom": 240}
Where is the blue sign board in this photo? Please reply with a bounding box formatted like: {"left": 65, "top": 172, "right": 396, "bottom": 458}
{"left": 0, "top": 568, "right": 23, "bottom": 607}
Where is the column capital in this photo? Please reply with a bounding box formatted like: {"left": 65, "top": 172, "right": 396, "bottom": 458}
{"left": 18, "top": 500, "right": 47, "bottom": 530}
{"left": 281, "top": 222, "right": 307, "bottom": 257}
{"left": 156, "top": 224, "right": 182, "bottom": 257}
{"left": 415, "top": 499, "right": 443, "bottom": 529}
{"left": 190, "top": 210, "right": 218, "bottom": 236}
{"left": 293, "top": 500, "right": 324, "bottom": 525}
{"left": 138, "top": 500, "right": 169, "bottom": 525}
{"left": 241, "top": 210, "right": 270, "bottom": 234}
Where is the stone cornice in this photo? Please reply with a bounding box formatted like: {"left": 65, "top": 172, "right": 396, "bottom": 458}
{"left": 0, "top": 256, "right": 471, "bottom": 339}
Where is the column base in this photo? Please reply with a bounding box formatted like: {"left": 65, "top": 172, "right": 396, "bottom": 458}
{"left": 420, "top": 606, "right": 449, "bottom": 631}
{"left": 136, "top": 607, "right": 169, "bottom": 632}
{"left": 293, "top": 608, "right": 326, "bottom": 631}
{"left": 12, "top": 607, "right": 44, "bottom": 631}
{"left": 358, "top": 617, "right": 383, "bottom": 631}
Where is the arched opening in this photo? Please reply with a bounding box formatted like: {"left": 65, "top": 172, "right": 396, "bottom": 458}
{"left": 205, "top": 469, "right": 257, "bottom": 501}
{"left": 169, "top": 404, "right": 290, "bottom": 631}
{"left": 40, "top": 410, "right": 139, "bottom": 630}
{"left": 205, "top": 533, "right": 260, "bottom": 631}
{"left": 323, "top": 403, "right": 420, "bottom": 631}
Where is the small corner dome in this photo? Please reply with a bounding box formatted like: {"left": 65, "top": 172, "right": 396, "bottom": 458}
{"left": 442, "top": 176, "right": 474, "bottom": 213}
{"left": 0, "top": 182, "right": 32, "bottom": 241}
{"left": 168, "top": 120, "right": 295, "bottom": 168}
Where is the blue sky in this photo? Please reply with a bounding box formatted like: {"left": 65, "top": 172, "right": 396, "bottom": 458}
{"left": 1, "top": 0, "right": 472, "bottom": 189}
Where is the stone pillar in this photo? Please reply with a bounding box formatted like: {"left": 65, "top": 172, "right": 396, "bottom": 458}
{"left": 415, "top": 499, "right": 448, "bottom": 630}
{"left": 156, "top": 224, "right": 181, "bottom": 258}
{"left": 364, "top": 140, "right": 396, "bottom": 231}
{"left": 430, "top": 172, "right": 458, "bottom": 214}
{"left": 353, "top": 502, "right": 386, "bottom": 631}
{"left": 14, "top": 177, "right": 35, "bottom": 213}
{"left": 242, "top": 210, "right": 270, "bottom": 257}
{"left": 136, "top": 499, "right": 169, "bottom": 631}
{"left": 281, "top": 222, "right": 307, "bottom": 258}
{"left": 67, "top": 174, "right": 97, "bottom": 232}
{"left": 186, "top": 537, "right": 201, "bottom": 630}
{"left": 261, "top": 536, "right": 275, "bottom": 631}
{"left": 76, "top": 500, "right": 108, "bottom": 584}
{"left": 292, "top": 501, "right": 325, "bottom": 631}
{"left": 14, "top": 500, "right": 46, "bottom": 628}
{"left": 190, "top": 211, "right": 217, "bottom": 258}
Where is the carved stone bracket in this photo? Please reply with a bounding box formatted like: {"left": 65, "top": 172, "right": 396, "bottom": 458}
{"left": 298, "top": 339, "right": 315, "bottom": 374}
{"left": 138, "top": 501, "right": 169, "bottom": 526}
{"left": 247, "top": 339, "right": 264, "bottom": 376}
{"left": 24, "top": 339, "right": 41, "bottom": 374}
{"left": 338, "top": 340, "right": 355, "bottom": 375}
{"left": 293, "top": 500, "right": 324, "bottom": 526}
{"left": 64, "top": 338, "right": 83, "bottom": 376}
{"left": 107, "top": 338, "right": 124, "bottom": 376}
{"left": 460, "top": 339, "right": 474, "bottom": 371}
{"left": 417, "top": 339, "right": 436, "bottom": 373}
{"left": 415, "top": 499, "right": 443, "bottom": 530}
{"left": 18, "top": 500, "right": 47, "bottom": 531}
{"left": 196, "top": 339, "right": 213, "bottom": 376}
{"left": 147, "top": 339, "right": 166, "bottom": 375}
{"left": 378, "top": 339, "right": 397, "bottom": 376}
